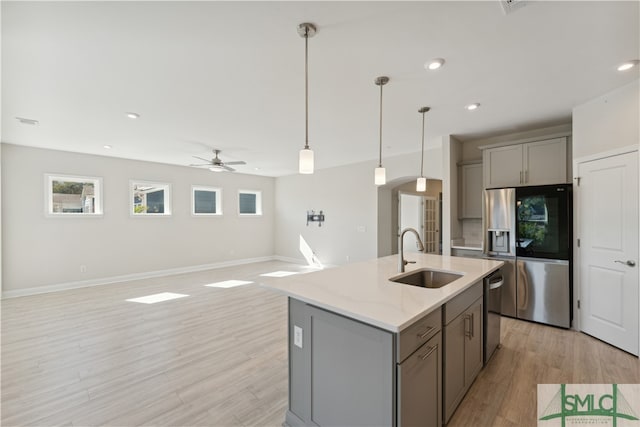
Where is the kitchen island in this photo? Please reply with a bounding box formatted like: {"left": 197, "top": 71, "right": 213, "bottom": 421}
{"left": 263, "top": 253, "right": 503, "bottom": 427}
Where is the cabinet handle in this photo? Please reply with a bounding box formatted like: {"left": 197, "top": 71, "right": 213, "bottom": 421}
{"left": 464, "top": 315, "right": 472, "bottom": 339}
{"left": 417, "top": 326, "right": 435, "bottom": 339}
{"left": 419, "top": 344, "right": 437, "bottom": 360}
{"left": 519, "top": 171, "right": 523, "bottom": 184}
{"left": 470, "top": 313, "right": 475, "bottom": 339}
{"left": 525, "top": 170, "right": 528, "bottom": 183}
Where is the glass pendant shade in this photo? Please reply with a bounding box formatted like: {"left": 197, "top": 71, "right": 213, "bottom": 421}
{"left": 416, "top": 176, "right": 427, "bottom": 192}
{"left": 374, "top": 167, "right": 386, "bottom": 186}
{"left": 299, "top": 148, "right": 314, "bottom": 174}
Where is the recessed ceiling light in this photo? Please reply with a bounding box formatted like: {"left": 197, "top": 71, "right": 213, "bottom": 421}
{"left": 425, "top": 58, "right": 445, "bottom": 70}
{"left": 126, "top": 112, "right": 140, "bottom": 119}
{"left": 465, "top": 103, "right": 481, "bottom": 111}
{"left": 103, "top": 145, "right": 112, "bottom": 149}
{"left": 617, "top": 60, "right": 639, "bottom": 71}
{"left": 15, "top": 117, "right": 39, "bottom": 125}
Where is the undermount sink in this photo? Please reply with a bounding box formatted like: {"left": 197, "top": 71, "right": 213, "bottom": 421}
{"left": 390, "top": 268, "right": 464, "bottom": 289}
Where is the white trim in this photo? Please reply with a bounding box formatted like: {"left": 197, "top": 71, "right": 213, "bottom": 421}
{"left": 191, "top": 185, "right": 223, "bottom": 216}
{"left": 238, "top": 189, "right": 263, "bottom": 216}
{"left": 130, "top": 179, "right": 172, "bottom": 216}
{"left": 45, "top": 173, "right": 104, "bottom": 217}
{"left": 572, "top": 144, "right": 638, "bottom": 165}
{"left": 273, "top": 255, "right": 308, "bottom": 265}
{"left": 1, "top": 256, "right": 276, "bottom": 299}
{"left": 476, "top": 131, "right": 572, "bottom": 151}
{"left": 571, "top": 146, "right": 640, "bottom": 335}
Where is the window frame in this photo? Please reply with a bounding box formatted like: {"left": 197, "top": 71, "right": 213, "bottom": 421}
{"left": 191, "top": 185, "right": 223, "bottom": 216}
{"left": 45, "top": 173, "right": 103, "bottom": 217}
{"left": 130, "top": 180, "right": 172, "bottom": 216}
{"left": 237, "top": 189, "right": 263, "bottom": 216}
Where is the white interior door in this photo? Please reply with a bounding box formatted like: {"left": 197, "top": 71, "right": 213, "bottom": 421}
{"left": 399, "top": 193, "right": 423, "bottom": 253}
{"left": 578, "top": 151, "right": 639, "bottom": 356}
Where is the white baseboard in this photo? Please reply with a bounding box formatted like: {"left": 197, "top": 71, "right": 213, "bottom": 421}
{"left": 272, "top": 255, "right": 307, "bottom": 265}
{"left": 1, "top": 256, "right": 283, "bottom": 299}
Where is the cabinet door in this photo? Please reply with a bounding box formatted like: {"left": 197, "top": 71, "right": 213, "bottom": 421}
{"left": 523, "top": 137, "right": 567, "bottom": 185}
{"left": 460, "top": 163, "right": 483, "bottom": 219}
{"left": 464, "top": 297, "right": 484, "bottom": 386}
{"left": 483, "top": 144, "right": 523, "bottom": 188}
{"left": 398, "top": 332, "right": 442, "bottom": 427}
{"left": 308, "top": 305, "right": 394, "bottom": 427}
{"left": 443, "top": 314, "right": 466, "bottom": 424}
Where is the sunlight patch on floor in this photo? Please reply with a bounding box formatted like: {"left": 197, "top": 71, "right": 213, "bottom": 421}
{"left": 205, "top": 280, "right": 254, "bottom": 288}
{"left": 125, "top": 292, "right": 189, "bottom": 304}
{"left": 260, "top": 271, "right": 299, "bottom": 278}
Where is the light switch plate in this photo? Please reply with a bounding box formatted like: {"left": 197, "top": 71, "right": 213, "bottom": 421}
{"left": 294, "top": 325, "right": 303, "bottom": 348}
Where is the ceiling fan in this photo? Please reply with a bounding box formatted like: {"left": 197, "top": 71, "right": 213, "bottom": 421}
{"left": 190, "top": 149, "right": 246, "bottom": 172}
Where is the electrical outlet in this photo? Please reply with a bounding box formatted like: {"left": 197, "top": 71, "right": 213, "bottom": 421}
{"left": 80, "top": 265, "right": 87, "bottom": 273}
{"left": 294, "top": 325, "right": 303, "bottom": 348}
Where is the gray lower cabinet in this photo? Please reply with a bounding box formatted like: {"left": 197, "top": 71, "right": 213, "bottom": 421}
{"left": 397, "top": 332, "right": 442, "bottom": 427}
{"left": 442, "top": 281, "right": 484, "bottom": 424}
{"left": 286, "top": 298, "right": 442, "bottom": 427}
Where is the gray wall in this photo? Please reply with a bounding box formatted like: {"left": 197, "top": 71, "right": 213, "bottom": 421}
{"left": 1, "top": 144, "right": 275, "bottom": 294}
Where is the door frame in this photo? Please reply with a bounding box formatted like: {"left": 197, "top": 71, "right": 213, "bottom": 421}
{"left": 398, "top": 191, "right": 425, "bottom": 251}
{"left": 572, "top": 145, "right": 639, "bottom": 347}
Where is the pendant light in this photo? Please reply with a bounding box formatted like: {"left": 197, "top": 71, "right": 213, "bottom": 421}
{"left": 416, "top": 107, "right": 430, "bottom": 192}
{"left": 374, "top": 76, "right": 389, "bottom": 186}
{"left": 298, "top": 23, "right": 317, "bottom": 174}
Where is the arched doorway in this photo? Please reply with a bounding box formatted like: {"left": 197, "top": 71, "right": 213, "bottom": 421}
{"left": 377, "top": 177, "right": 443, "bottom": 257}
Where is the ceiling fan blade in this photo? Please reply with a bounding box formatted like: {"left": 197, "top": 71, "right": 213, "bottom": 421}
{"left": 224, "top": 161, "right": 246, "bottom": 165}
{"left": 189, "top": 163, "right": 211, "bottom": 167}
{"left": 222, "top": 165, "right": 236, "bottom": 172}
{"left": 192, "top": 156, "right": 212, "bottom": 163}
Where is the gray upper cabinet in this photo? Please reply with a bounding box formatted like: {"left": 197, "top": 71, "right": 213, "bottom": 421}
{"left": 459, "top": 163, "right": 483, "bottom": 219}
{"left": 483, "top": 137, "right": 567, "bottom": 188}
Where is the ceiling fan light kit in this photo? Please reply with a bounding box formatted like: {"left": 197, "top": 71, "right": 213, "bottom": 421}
{"left": 298, "top": 23, "right": 317, "bottom": 175}
{"left": 416, "top": 106, "right": 430, "bottom": 192}
{"left": 190, "top": 149, "right": 246, "bottom": 172}
{"left": 374, "top": 76, "right": 389, "bottom": 186}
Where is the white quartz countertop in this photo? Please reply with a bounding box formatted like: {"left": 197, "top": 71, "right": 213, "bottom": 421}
{"left": 261, "top": 254, "right": 503, "bottom": 333}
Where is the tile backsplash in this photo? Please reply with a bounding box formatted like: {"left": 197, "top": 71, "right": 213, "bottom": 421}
{"left": 462, "top": 219, "right": 482, "bottom": 244}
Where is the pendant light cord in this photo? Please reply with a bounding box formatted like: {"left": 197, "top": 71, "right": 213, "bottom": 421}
{"left": 304, "top": 27, "right": 309, "bottom": 150}
{"left": 378, "top": 83, "right": 383, "bottom": 167}
{"left": 420, "top": 111, "right": 425, "bottom": 177}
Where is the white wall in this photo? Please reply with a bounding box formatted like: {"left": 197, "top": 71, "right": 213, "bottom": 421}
{"left": 1, "top": 144, "right": 275, "bottom": 294}
{"left": 573, "top": 79, "right": 639, "bottom": 159}
{"left": 571, "top": 79, "right": 640, "bottom": 335}
{"left": 443, "top": 135, "right": 463, "bottom": 255}
{"left": 275, "top": 148, "right": 443, "bottom": 266}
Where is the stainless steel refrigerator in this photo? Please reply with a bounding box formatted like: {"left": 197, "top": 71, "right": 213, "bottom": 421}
{"left": 483, "top": 184, "right": 572, "bottom": 328}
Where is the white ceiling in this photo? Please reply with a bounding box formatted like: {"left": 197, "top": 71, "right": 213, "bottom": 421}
{"left": 2, "top": 1, "right": 639, "bottom": 177}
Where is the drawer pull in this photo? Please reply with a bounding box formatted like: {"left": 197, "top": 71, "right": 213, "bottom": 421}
{"left": 419, "top": 345, "right": 437, "bottom": 360}
{"left": 417, "top": 326, "right": 435, "bottom": 339}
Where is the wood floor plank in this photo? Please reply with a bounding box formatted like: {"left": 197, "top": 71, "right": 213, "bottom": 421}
{"left": 3, "top": 262, "right": 639, "bottom": 426}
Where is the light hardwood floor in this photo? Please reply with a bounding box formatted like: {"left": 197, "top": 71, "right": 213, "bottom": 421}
{"left": 2, "top": 261, "right": 639, "bottom": 427}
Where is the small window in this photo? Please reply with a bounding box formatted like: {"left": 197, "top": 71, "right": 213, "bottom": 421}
{"left": 192, "top": 186, "right": 222, "bottom": 216}
{"left": 238, "top": 190, "right": 262, "bottom": 216}
{"left": 130, "top": 181, "right": 171, "bottom": 216}
{"left": 46, "top": 174, "right": 103, "bottom": 216}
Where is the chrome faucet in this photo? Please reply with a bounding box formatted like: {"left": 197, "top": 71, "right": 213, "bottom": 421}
{"left": 398, "top": 227, "right": 425, "bottom": 273}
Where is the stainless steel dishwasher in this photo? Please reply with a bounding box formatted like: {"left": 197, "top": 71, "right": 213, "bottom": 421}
{"left": 483, "top": 269, "right": 503, "bottom": 365}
